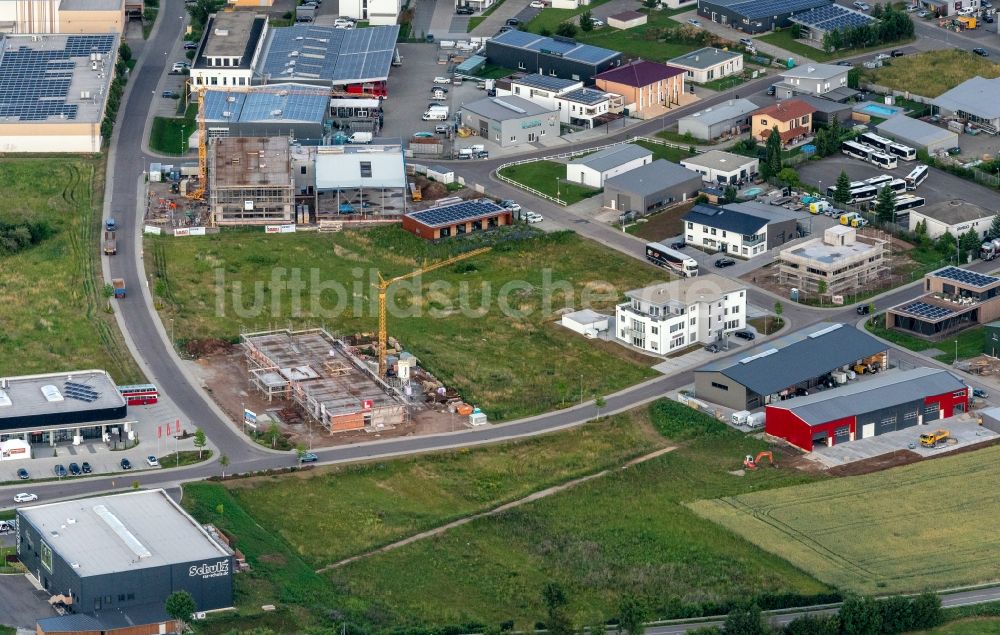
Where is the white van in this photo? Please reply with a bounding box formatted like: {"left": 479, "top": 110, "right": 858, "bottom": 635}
{"left": 348, "top": 132, "right": 373, "bottom": 144}
{"left": 422, "top": 110, "right": 448, "bottom": 121}
{"left": 732, "top": 410, "right": 751, "bottom": 426}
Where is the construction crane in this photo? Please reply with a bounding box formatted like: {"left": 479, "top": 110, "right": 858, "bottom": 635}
{"left": 375, "top": 247, "right": 491, "bottom": 376}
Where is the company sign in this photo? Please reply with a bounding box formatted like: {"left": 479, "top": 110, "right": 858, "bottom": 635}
{"left": 520, "top": 120, "right": 542, "bottom": 129}
{"left": 265, "top": 224, "right": 297, "bottom": 234}
{"left": 189, "top": 560, "right": 230, "bottom": 579}
{"left": 144, "top": 225, "right": 162, "bottom": 235}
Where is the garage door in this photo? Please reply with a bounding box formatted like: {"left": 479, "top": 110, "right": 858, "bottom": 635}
{"left": 861, "top": 423, "right": 875, "bottom": 439}
{"left": 833, "top": 426, "right": 851, "bottom": 444}
{"left": 924, "top": 402, "right": 940, "bottom": 422}
{"left": 812, "top": 431, "right": 828, "bottom": 448}
{"left": 877, "top": 414, "right": 897, "bottom": 435}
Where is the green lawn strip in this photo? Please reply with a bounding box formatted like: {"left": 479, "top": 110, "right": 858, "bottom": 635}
{"left": 149, "top": 226, "right": 663, "bottom": 420}
{"left": 633, "top": 139, "right": 696, "bottom": 162}
{"left": 0, "top": 159, "right": 143, "bottom": 383}
{"left": 149, "top": 103, "right": 197, "bottom": 155}
{"left": 474, "top": 63, "right": 519, "bottom": 79}
{"left": 758, "top": 30, "right": 914, "bottom": 63}
{"left": 329, "top": 401, "right": 829, "bottom": 628}
{"left": 574, "top": 11, "right": 690, "bottom": 62}
{"left": 498, "top": 160, "right": 601, "bottom": 204}
{"left": 0, "top": 625, "right": 14, "bottom": 635}
{"left": 865, "top": 317, "right": 984, "bottom": 362}
{"left": 156, "top": 449, "right": 213, "bottom": 468}
{"left": 225, "top": 414, "right": 663, "bottom": 568}
{"left": 523, "top": 0, "right": 615, "bottom": 33}
{"left": 911, "top": 618, "right": 1000, "bottom": 634}
{"left": 860, "top": 49, "right": 1000, "bottom": 98}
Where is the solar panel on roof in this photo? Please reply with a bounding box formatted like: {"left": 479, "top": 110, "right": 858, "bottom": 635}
{"left": 64, "top": 380, "right": 101, "bottom": 403}
{"left": 898, "top": 302, "right": 955, "bottom": 321}
{"left": 409, "top": 201, "right": 504, "bottom": 227}
{"left": 933, "top": 266, "right": 1000, "bottom": 288}
{"left": 261, "top": 24, "right": 397, "bottom": 83}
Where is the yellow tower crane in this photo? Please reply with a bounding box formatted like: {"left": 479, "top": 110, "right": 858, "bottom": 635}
{"left": 375, "top": 247, "right": 491, "bottom": 376}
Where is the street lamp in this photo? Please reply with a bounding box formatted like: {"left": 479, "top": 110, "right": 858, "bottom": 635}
{"left": 181, "top": 125, "right": 186, "bottom": 153}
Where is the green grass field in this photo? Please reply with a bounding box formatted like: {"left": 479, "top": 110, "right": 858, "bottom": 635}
{"left": 913, "top": 619, "right": 1000, "bottom": 634}
{"left": 149, "top": 103, "right": 196, "bottom": 155}
{"left": 690, "top": 444, "right": 1000, "bottom": 594}
{"left": 634, "top": 139, "right": 697, "bottom": 163}
{"left": 572, "top": 10, "right": 689, "bottom": 62}
{"left": 149, "top": 226, "right": 662, "bottom": 420}
{"left": 0, "top": 159, "right": 143, "bottom": 383}
{"left": 184, "top": 401, "right": 829, "bottom": 633}
{"left": 865, "top": 317, "right": 984, "bottom": 364}
{"left": 861, "top": 49, "right": 1000, "bottom": 98}
{"left": 498, "top": 160, "right": 602, "bottom": 204}
{"left": 523, "top": 0, "right": 615, "bottom": 33}
{"left": 758, "top": 30, "right": 915, "bottom": 63}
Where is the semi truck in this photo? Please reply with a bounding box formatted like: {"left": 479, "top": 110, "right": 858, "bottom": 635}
{"left": 103, "top": 230, "right": 117, "bottom": 255}
{"left": 112, "top": 278, "right": 126, "bottom": 299}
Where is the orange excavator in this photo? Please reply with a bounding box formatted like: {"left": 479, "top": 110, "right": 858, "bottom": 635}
{"left": 744, "top": 451, "right": 774, "bottom": 470}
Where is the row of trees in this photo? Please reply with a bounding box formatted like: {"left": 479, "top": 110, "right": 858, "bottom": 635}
{"left": 821, "top": 4, "right": 915, "bottom": 53}
{"left": 0, "top": 219, "right": 54, "bottom": 256}
{"left": 812, "top": 116, "right": 847, "bottom": 159}
{"left": 100, "top": 42, "right": 132, "bottom": 142}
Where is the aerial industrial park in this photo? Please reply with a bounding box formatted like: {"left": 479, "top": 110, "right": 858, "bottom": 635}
{"left": 0, "top": 0, "right": 999, "bottom": 632}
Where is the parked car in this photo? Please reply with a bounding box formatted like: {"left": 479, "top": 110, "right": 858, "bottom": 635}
{"left": 183, "top": 41, "right": 198, "bottom": 50}
{"left": 300, "top": 452, "right": 319, "bottom": 462}
{"left": 68, "top": 463, "right": 81, "bottom": 476}
{"left": 500, "top": 199, "right": 521, "bottom": 212}
{"left": 498, "top": 25, "right": 512, "bottom": 33}
{"left": 947, "top": 146, "right": 962, "bottom": 155}
{"left": 17, "top": 468, "right": 29, "bottom": 480}
{"left": 146, "top": 455, "right": 160, "bottom": 467}
{"left": 525, "top": 212, "right": 544, "bottom": 223}
{"left": 856, "top": 304, "right": 871, "bottom": 315}
{"left": 687, "top": 17, "right": 701, "bottom": 26}
{"left": 875, "top": 52, "right": 891, "bottom": 61}
{"left": 739, "top": 37, "right": 754, "bottom": 47}
{"left": 505, "top": 17, "right": 521, "bottom": 25}
{"left": 161, "top": 90, "right": 178, "bottom": 98}
{"left": 81, "top": 462, "right": 92, "bottom": 474}
{"left": 590, "top": 18, "right": 604, "bottom": 26}
{"left": 530, "top": 0, "right": 545, "bottom": 6}
{"left": 836, "top": 60, "right": 854, "bottom": 66}
{"left": 853, "top": 1, "right": 870, "bottom": 9}
{"left": 671, "top": 241, "right": 685, "bottom": 249}
{"left": 431, "top": 87, "right": 448, "bottom": 96}
{"left": 704, "top": 343, "right": 720, "bottom": 353}
{"left": 120, "top": 458, "right": 132, "bottom": 470}
{"left": 973, "top": 47, "right": 990, "bottom": 57}
{"left": 917, "top": 9, "right": 930, "bottom": 16}
{"left": 334, "top": 17, "right": 355, "bottom": 26}
{"left": 715, "top": 257, "right": 736, "bottom": 268}
{"left": 974, "top": 388, "right": 989, "bottom": 398}
{"left": 428, "top": 101, "right": 446, "bottom": 109}
{"left": 435, "top": 124, "right": 450, "bottom": 134}
{"left": 171, "top": 61, "right": 189, "bottom": 73}
{"left": 13, "top": 493, "right": 38, "bottom": 503}
{"left": 54, "top": 464, "right": 67, "bottom": 477}
{"left": 433, "top": 76, "right": 452, "bottom": 84}
{"left": 985, "top": 14, "right": 995, "bottom": 22}
{"left": 891, "top": 49, "right": 905, "bottom": 57}
{"left": 456, "top": 5, "right": 475, "bottom": 13}
{"left": 734, "top": 330, "right": 756, "bottom": 341}
{"left": 766, "top": 84, "right": 777, "bottom": 96}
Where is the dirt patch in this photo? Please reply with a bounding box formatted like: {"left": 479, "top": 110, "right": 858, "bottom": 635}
{"left": 627, "top": 201, "right": 696, "bottom": 241}
{"left": 184, "top": 338, "right": 236, "bottom": 358}
{"left": 826, "top": 449, "right": 923, "bottom": 477}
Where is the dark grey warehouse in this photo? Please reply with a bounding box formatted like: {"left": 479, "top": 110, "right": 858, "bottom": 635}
{"left": 484, "top": 30, "right": 622, "bottom": 83}
{"left": 696, "top": 0, "right": 831, "bottom": 34}
{"left": 18, "top": 489, "right": 235, "bottom": 631}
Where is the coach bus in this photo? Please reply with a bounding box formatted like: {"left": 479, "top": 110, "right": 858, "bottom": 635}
{"left": 645, "top": 242, "right": 699, "bottom": 277}
{"left": 841, "top": 140, "right": 898, "bottom": 170}
{"left": 894, "top": 194, "right": 926, "bottom": 213}
{"left": 905, "top": 165, "right": 929, "bottom": 190}
{"left": 117, "top": 384, "right": 159, "bottom": 405}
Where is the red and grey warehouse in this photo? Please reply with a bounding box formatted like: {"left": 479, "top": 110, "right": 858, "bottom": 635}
{"left": 765, "top": 368, "right": 969, "bottom": 451}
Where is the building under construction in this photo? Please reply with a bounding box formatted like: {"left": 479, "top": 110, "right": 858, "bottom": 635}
{"left": 209, "top": 136, "right": 296, "bottom": 225}
{"left": 242, "top": 328, "right": 407, "bottom": 433}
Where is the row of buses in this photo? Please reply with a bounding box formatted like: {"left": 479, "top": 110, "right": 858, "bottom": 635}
{"left": 840, "top": 133, "right": 919, "bottom": 170}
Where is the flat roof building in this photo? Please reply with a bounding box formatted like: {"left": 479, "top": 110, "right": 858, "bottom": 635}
{"left": 603, "top": 159, "right": 702, "bottom": 215}
{"left": 886, "top": 266, "right": 1000, "bottom": 338}
{"left": 496, "top": 73, "right": 618, "bottom": 128}
{"left": 788, "top": 4, "right": 874, "bottom": 41}
{"left": 201, "top": 84, "right": 331, "bottom": 143}
{"left": 933, "top": 76, "right": 1000, "bottom": 134}
{"left": 209, "top": 137, "right": 294, "bottom": 226}
{"left": 682, "top": 202, "right": 797, "bottom": 258}
{"left": 566, "top": 143, "right": 652, "bottom": 188}
{"left": 18, "top": 489, "right": 234, "bottom": 627}
{"left": 0, "top": 0, "right": 127, "bottom": 34}
{"left": 907, "top": 199, "right": 996, "bottom": 241}
{"left": 607, "top": 10, "right": 648, "bottom": 28}
{"left": 0, "top": 33, "right": 119, "bottom": 152}
{"left": 695, "top": 322, "right": 888, "bottom": 410}
{"left": 775, "top": 63, "right": 853, "bottom": 100}
{"left": 766, "top": 368, "right": 968, "bottom": 451}
{"left": 677, "top": 97, "right": 758, "bottom": 141}
{"left": 778, "top": 225, "right": 888, "bottom": 294}
{"left": 696, "top": 0, "right": 831, "bottom": 33}
{"left": 295, "top": 142, "right": 407, "bottom": 219}
{"left": 794, "top": 94, "right": 853, "bottom": 124}
{"left": 485, "top": 30, "right": 622, "bottom": 83}
{"left": 402, "top": 199, "right": 512, "bottom": 240}
{"left": 460, "top": 95, "right": 559, "bottom": 147}
{"left": 680, "top": 150, "right": 758, "bottom": 185}
{"left": 667, "top": 47, "right": 743, "bottom": 84}
{"left": 876, "top": 114, "right": 959, "bottom": 154}
{"left": 189, "top": 13, "right": 268, "bottom": 92}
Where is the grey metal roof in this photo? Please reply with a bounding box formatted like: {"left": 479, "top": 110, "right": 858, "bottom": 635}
{"left": 38, "top": 605, "right": 172, "bottom": 633}
{"left": 781, "top": 62, "right": 848, "bottom": 81}
{"left": 795, "top": 94, "right": 853, "bottom": 114}
{"left": 683, "top": 204, "right": 769, "bottom": 235}
{"left": 876, "top": 114, "right": 958, "bottom": 147}
{"left": 681, "top": 150, "right": 756, "bottom": 173}
{"left": 770, "top": 368, "right": 966, "bottom": 426}
{"left": 626, "top": 275, "right": 746, "bottom": 305}
{"left": 0, "top": 370, "right": 125, "bottom": 421}
{"left": 916, "top": 199, "right": 994, "bottom": 226}
{"left": 462, "top": 95, "right": 557, "bottom": 121}
{"left": 697, "top": 322, "right": 887, "bottom": 396}
{"left": 933, "top": 76, "right": 1000, "bottom": 120}
{"left": 702, "top": 0, "right": 829, "bottom": 20}
{"left": 487, "top": 30, "right": 620, "bottom": 65}
{"left": 569, "top": 143, "right": 651, "bottom": 172}
{"left": 18, "top": 489, "right": 231, "bottom": 577}
{"left": 259, "top": 24, "right": 399, "bottom": 84}
{"left": 604, "top": 159, "right": 701, "bottom": 196}
{"left": 668, "top": 47, "right": 742, "bottom": 71}
{"left": 513, "top": 73, "right": 578, "bottom": 92}
{"left": 37, "top": 614, "right": 105, "bottom": 633}
{"left": 679, "top": 98, "right": 758, "bottom": 127}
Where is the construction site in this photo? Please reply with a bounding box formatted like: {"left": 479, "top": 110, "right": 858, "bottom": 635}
{"left": 209, "top": 137, "right": 296, "bottom": 226}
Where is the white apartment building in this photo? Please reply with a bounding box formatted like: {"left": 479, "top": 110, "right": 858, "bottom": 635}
{"left": 189, "top": 13, "right": 268, "bottom": 92}
{"left": 615, "top": 275, "right": 747, "bottom": 354}
{"left": 499, "top": 74, "right": 618, "bottom": 127}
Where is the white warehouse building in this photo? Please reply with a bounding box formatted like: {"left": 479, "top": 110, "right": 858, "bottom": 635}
{"left": 615, "top": 275, "right": 747, "bottom": 355}
{"left": 566, "top": 143, "right": 652, "bottom": 188}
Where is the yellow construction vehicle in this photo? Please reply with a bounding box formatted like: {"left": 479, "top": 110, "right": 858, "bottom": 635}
{"left": 919, "top": 428, "right": 949, "bottom": 448}
{"left": 375, "top": 247, "right": 491, "bottom": 376}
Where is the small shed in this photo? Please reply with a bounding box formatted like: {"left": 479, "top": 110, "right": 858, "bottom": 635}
{"left": 608, "top": 10, "right": 647, "bottom": 29}
{"left": 561, "top": 309, "right": 609, "bottom": 336}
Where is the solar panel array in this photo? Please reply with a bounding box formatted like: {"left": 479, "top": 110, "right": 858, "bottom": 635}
{"left": 64, "top": 380, "right": 101, "bottom": 403}
{"left": 492, "top": 29, "right": 618, "bottom": 64}
{"left": 562, "top": 88, "right": 607, "bottom": 105}
{"left": 516, "top": 73, "right": 577, "bottom": 91}
{"left": 717, "top": 0, "right": 829, "bottom": 21}
{"left": 203, "top": 85, "right": 329, "bottom": 123}
{"left": 0, "top": 34, "right": 115, "bottom": 121}
{"left": 897, "top": 301, "right": 955, "bottom": 321}
{"left": 261, "top": 25, "right": 399, "bottom": 83}
{"left": 409, "top": 201, "right": 505, "bottom": 227}
{"left": 934, "top": 266, "right": 1000, "bottom": 288}
{"left": 791, "top": 4, "right": 874, "bottom": 30}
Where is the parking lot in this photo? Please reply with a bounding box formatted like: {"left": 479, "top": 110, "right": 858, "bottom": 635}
{"left": 810, "top": 417, "right": 998, "bottom": 467}
{"left": 0, "top": 574, "right": 57, "bottom": 629}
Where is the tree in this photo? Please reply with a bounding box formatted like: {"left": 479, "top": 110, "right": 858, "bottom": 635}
{"left": 870, "top": 2, "right": 884, "bottom": 18}
{"left": 594, "top": 395, "right": 607, "bottom": 417}
{"left": 774, "top": 301, "right": 783, "bottom": 318}
{"left": 643, "top": 0, "right": 658, "bottom": 7}
{"left": 909, "top": 592, "right": 942, "bottom": 630}
{"left": 828, "top": 115, "right": 843, "bottom": 146}
{"left": 542, "top": 582, "right": 567, "bottom": 613}
{"left": 722, "top": 604, "right": 765, "bottom": 635}
{"left": 102, "top": 282, "right": 115, "bottom": 310}
{"left": 555, "top": 22, "right": 577, "bottom": 37}
{"left": 839, "top": 595, "right": 882, "bottom": 635}
{"left": 539, "top": 26, "right": 553, "bottom": 36}
{"left": 936, "top": 231, "right": 957, "bottom": 257}
{"left": 219, "top": 453, "right": 230, "bottom": 478}
{"left": 763, "top": 126, "right": 783, "bottom": 180}
{"left": 959, "top": 228, "right": 981, "bottom": 263}
{"left": 874, "top": 184, "right": 896, "bottom": 223}
{"left": 833, "top": 170, "right": 852, "bottom": 205}
{"left": 165, "top": 590, "right": 197, "bottom": 632}
{"left": 723, "top": 184, "right": 739, "bottom": 203}
{"left": 617, "top": 597, "right": 647, "bottom": 635}
{"left": 777, "top": 167, "right": 800, "bottom": 187}
{"left": 789, "top": 22, "right": 802, "bottom": 38}
{"left": 814, "top": 127, "right": 830, "bottom": 157}
{"left": 579, "top": 9, "right": 594, "bottom": 31}
{"left": 783, "top": 614, "right": 839, "bottom": 635}
{"left": 879, "top": 596, "right": 913, "bottom": 634}
{"left": 193, "top": 428, "right": 207, "bottom": 458}
{"left": 989, "top": 214, "right": 1000, "bottom": 239}
{"left": 817, "top": 279, "right": 828, "bottom": 298}
{"left": 913, "top": 218, "right": 928, "bottom": 244}
{"left": 295, "top": 443, "right": 308, "bottom": 462}
{"left": 821, "top": 30, "right": 835, "bottom": 54}
{"left": 268, "top": 421, "right": 281, "bottom": 448}
{"left": 186, "top": 0, "right": 225, "bottom": 27}
{"left": 542, "top": 583, "right": 574, "bottom": 635}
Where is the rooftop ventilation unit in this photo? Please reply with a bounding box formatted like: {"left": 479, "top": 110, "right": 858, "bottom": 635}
{"left": 226, "top": 96, "right": 237, "bottom": 102}
{"left": 215, "top": 28, "right": 230, "bottom": 36}
{"left": 94, "top": 504, "right": 152, "bottom": 560}
{"left": 738, "top": 348, "right": 778, "bottom": 364}
{"left": 808, "top": 323, "right": 842, "bottom": 339}
{"left": 0, "top": 389, "right": 11, "bottom": 407}
{"left": 40, "top": 385, "right": 64, "bottom": 402}
{"left": 492, "top": 98, "right": 526, "bottom": 114}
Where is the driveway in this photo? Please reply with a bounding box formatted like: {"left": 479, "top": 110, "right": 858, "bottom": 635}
{"left": 0, "top": 575, "right": 56, "bottom": 629}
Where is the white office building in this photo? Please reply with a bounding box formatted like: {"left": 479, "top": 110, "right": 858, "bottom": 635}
{"left": 680, "top": 150, "right": 758, "bottom": 185}
{"left": 615, "top": 275, "right": 747, "bottom": 354}
{"left": 339, "top": 0, "right": 401, "bottom": 24}
{"left": 498, "top": 74, "right": 618, "bottom": 128}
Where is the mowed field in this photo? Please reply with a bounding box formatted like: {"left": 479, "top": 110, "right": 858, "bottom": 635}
{"left": 690, "top": 444, "right": 1000, "bottom": 594}
{"left": 149, "top": 226, "right": 664, "bottom": 420}
{"left": 0, "top": 158, "right": 142, "bottom": 383}
{"left": 861, "top": 49, "right": 1000, "bottom": 98}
